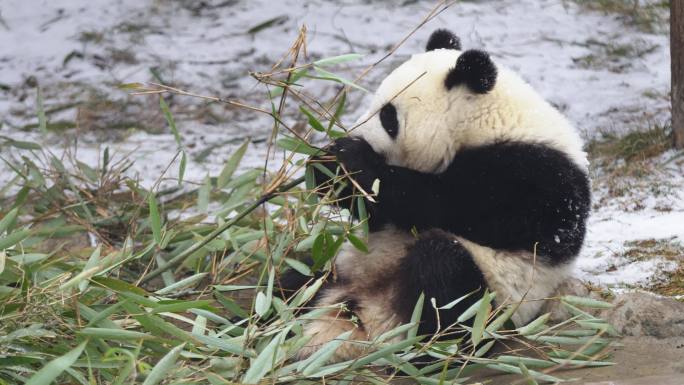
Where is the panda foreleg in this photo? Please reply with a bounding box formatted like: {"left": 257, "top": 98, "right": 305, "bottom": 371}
{"left": 395, "top": 229, "right": 487, "bottom": 337}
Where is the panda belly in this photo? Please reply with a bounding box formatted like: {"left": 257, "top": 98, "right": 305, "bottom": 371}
{"left": 300, "top": 226, "right": 571, "bottom": 361}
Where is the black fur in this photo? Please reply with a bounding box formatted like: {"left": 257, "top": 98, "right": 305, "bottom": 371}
{"left": 395, "top": 230, "right": 486, "bottom": 335}
{"left": 445, "top": 49, "right": 497, "bottom": 94}
{"left": 426, "top": 29, "right": 461, "bottom": 51}
{"left": 311, "top": 137, "right": 385, "bottom": 219}
{"left": 380, "top": 103, "right": 400, "bottom": 139}
{"left": 319, "top": 139, "right": 591, "bottom": 265}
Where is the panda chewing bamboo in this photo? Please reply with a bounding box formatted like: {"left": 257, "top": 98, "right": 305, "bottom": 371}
{"left": 285, "top": 29, "right": 591, "bottom": 361}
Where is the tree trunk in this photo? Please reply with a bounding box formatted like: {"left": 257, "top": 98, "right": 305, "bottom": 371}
{"left": 673, "top": 0, "right": 684, "bottom": 148}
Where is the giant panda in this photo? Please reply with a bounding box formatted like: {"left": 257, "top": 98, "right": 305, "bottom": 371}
{"left": 289, "top": 29, "right": 591, "bottom": 361}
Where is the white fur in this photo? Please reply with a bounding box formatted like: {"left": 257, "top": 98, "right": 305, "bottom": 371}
{"left": 350, "top": 49, "right": 588, "bottom": 173}
{"left": 456, "top": 238, "right": 572, "bottom": 325}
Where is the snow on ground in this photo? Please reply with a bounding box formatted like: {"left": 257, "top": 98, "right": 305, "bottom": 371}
{"left": 0, "top": 0, "right": 681, "bottom": 291}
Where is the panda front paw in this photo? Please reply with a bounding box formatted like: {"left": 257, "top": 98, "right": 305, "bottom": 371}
{"left": 330, "top": 137, "right": 386, "bottom": 193}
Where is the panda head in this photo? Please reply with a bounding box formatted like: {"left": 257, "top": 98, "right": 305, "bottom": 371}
{"left": 350, "top": 29, "right": 587, "bottom": 173}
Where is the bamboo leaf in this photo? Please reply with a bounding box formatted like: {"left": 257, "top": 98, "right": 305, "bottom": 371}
{"left": 516, "top": 313, "right": 550, "bottom": 336}
{"left": 562, "top": 295, "right": 613, "bottom": 309}
{"left": 471, "top": 290, "right": 492, "bottom": 346}
{"left": 217, "top": 139, "right": 249, "bottom": 189}
{"left": 457, "top": 292, "right": 496, "bottom": 323}
{"left": 25, "top": 341, "right": 86, "bottom": 385}
{"left": 148, "top": 194, "right": 162, "bottom": 244}
{"left": 0, "top": 207, "right": 19, "bottom": 233}
{"left": 346, "top": 233, "right": 368, "bottom": 252}
{"left": 155, "top": 272, "right": 208, "bottom": 295}
{"left": 407, "top": 292, "right": 424, "bottom": 340}
{"left": 159, "top": 96, "right": 181, "bottom": 147}
{"left": 178, "top": 150, "right": 187, "bottom": 185}
{"left": 314, "top": 53, "right": 363, "bottom": 67}
{"left": 277, "top": 137, "right": 319, "bottom": 156}
{"left": 78, "top": 245, "right": 102, "bottom": 292}
{"left": 312, "top": 66, "right": 368, "bottom": 92}
{"left": 242, "top": 328, "right": 288, "bottom": 384}
{"left": 79, "top": 328, "right": 153, "bottom": 340}
{"left": 0, "top": 228, "right": 30, "bottom": 250}
{"left": 142, "top": 343, "right": 185, "bottom": 385}
{"left": 300, "top": 106, "right": 326, "bottom": 132}
{"left": 518, "top": 362, "right": 539, "bottom": 385}
{"left": 300, "top": 330, "right": 353, "bottom": 376}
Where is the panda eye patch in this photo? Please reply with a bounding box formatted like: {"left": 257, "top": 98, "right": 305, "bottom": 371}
{"left": 379, "top": 103, "right": 399, "bottom": 139}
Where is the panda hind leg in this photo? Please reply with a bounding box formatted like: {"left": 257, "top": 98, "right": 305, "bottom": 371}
{"left": 395, "top": 229, "right": 487, "bottom": 337}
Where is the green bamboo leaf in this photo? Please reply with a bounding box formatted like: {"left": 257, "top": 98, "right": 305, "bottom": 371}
{"left": 356, "top": 197, "right": 369, "bottom": 237}
{"left": 407, "top": 292, "right": 424, "bottom": 340}
{"left": 247, "top": 15, "right": 288, "bottom": 34}
{"left": 192, "top": 333, "right": 254, "bottom": 356}
{"left": 277, "top": 137, "right": 319, "bottom": 156}
{"left": 300, "top": 106, "right": 325, "bottom": 132}
{"left": 311, "top": 233, "right": 324, "bottom": 267}
{"left": 150, "top": 300, "right": 213, "bottom": 314}
{"left": 299, "top": 330, "right": 353, "bottom": 376}
{"left": 255, "top": 291, "right": 270, "bottom": 317}
{"left": 118, "top": 82, "right": 145, "bottom": 90}
{"left": 284, "top": 258, "right": 312, "bottom": 277}
{"left": 159, "top": 96, "right": 181, "bottom": 147}
{"left": 474, "top": 340, "right": 496, "bottom": 357}
{"left": 198, "top": 175, "right": 210, "bottom": 213}
{"left": 562, "top": 295, "right": 613, "bottom": 309}
{"left": 485, "top": 363, "right": 564, "bottom": 383}
{"left": 518, "top": 362, "right": 539, "bottom": 385}
{"left": 78, "top": 245, "right": 102, "bottom": 292}
{"left": 9, "top": 252, "right": 48, "bottom": 265}
{"left": 25, "top": 341, "right": 86, "bottom": 385}
{"left": 456, "top": 292, "right": 496, "bottom": 323}
{"left": 91, "top": 276, "right": 150, "bottom": 296}
{"left": 497, "top": 355, "right": 555, "bottom": 369}
{"left": 439, "top": 290, "right": 475, "bottom": 310}
{"left": 0, "top": 251, "right": 6, "bottom": 276}
{"left": 550, "top": 358, "right": 614, "bottom": 367}
{"left": 0, "top": 207, "right": 19, "bottom": 234}
{"left": 36, "top": 87, "right": 48, "bottom": 135}
{"left": 217, "top": 139, "right": 249, "bottom": 189}
{"left": 242, "top": 328, "right": 288, "bottom": 384}
{"left": 142, "top": 343, "right": 185, "bottom": 385}
{"left": 60, "top": 266, "right": 100, "bottom": 291}
{"left": 293, "top": 277, "right": 324, "bottom": 307}
{"left": 155, "top": 272, "right": 208, "bottom": 295}
{"left": 0, "top": 228, "right": 30, "bottom": 250}
{"left": 375, "top": 322, "right": 417, "bottom": 343}
{"left": 79, "top": 328, "right": 153, "bottom": 340}
{"left": 516, "top": 313, "right": 550, "bottom": 336}
{"left": 314, "top": 53, "right": 363, "bottom": 67}
{"left": 312, "top": 66, "right": 368, "bottom": 92}
{"left": 2, "top": 138, "right": 42, "bottom": 150}
{"left": 471, "top": 290, "right": 492, "bottom": 346}
{"left": 327, "top": 91, "right": 346, "bottom": 133}
{"left": 486, "top": 304, "right": 517, "bottom": 333}
{"left": 178, "top": 151, "right": 187, "bottom": 185}
{"left": 346, "top": 233, "right": 368, "bottom": 253}
{"left": 350, "top": 337, "right": 422, "bottom": 369}
{"left": 148, "top": 194, "right": 162, "bottom": 244}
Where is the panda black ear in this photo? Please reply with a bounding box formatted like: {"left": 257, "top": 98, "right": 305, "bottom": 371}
{"left": 445, "top": 49, "right": 497, "bottom": 94}
{"left": 426, "top": 29, "right": 461, "bottom": 51}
